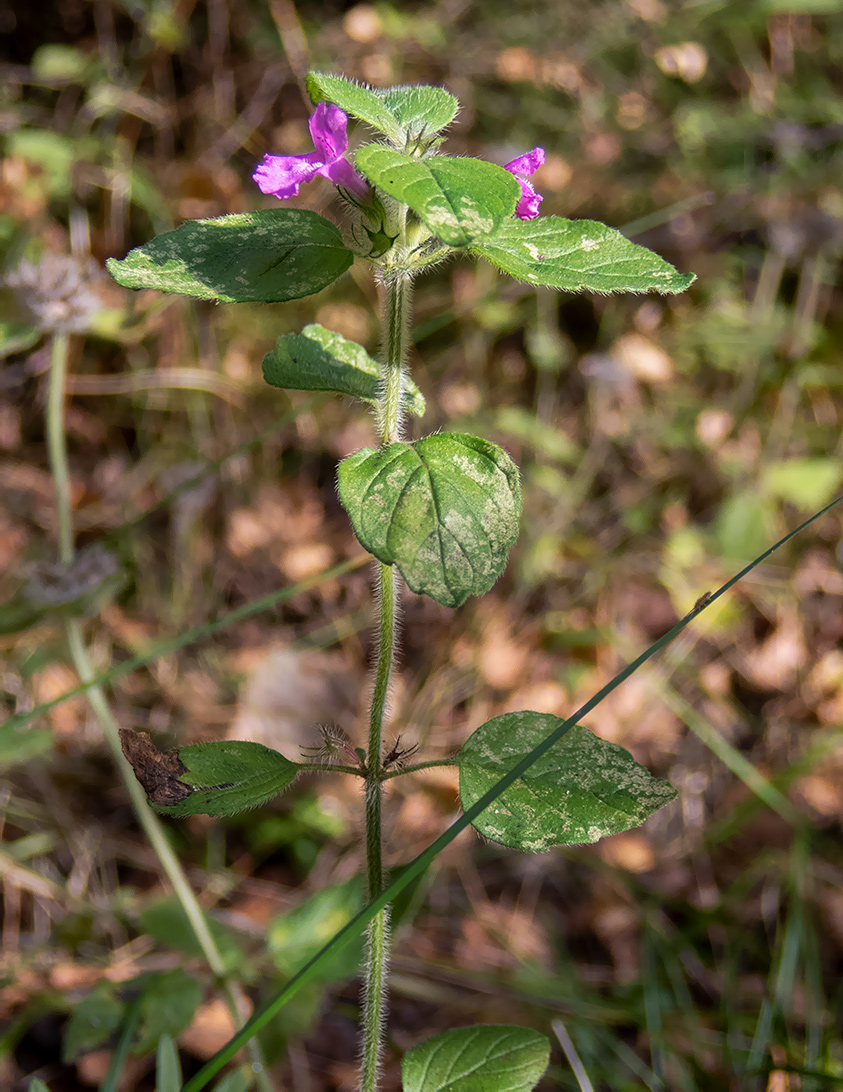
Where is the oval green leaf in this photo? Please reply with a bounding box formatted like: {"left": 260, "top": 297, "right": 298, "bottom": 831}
{"left": 106, "top": 209, "right": 353, "bottom": 303}
{"left": 402, "top": 1025, "right": 551, "bottom": 1092}
{"left": 139, "top": 897, "right": 246, "bottom": 975}
{"left": 119, "top": 730, "right": 298, "bottom": 817}
{"left": 306, "top": 73, "right": 402, "bottom": 142}
{"left": 356, "top": 148, "right": 520, "bottom": 247}
{"left": 166, "top": 739, "right": 298, "bottom": 817}
{"left": 263, "top": 323, "right": 425, "bottom": 417}
{"left": 762, "top": 456, "right": 843, "bottom": 511}
{"left": 472, "top": 216, "right": 696, "bottom": 295}
{"left": 269, "top": 878, "right": 365, "bottom": 985}
{"left": 62, "top": 983, "right": 124, "bottom": 1062}
{"left": 337, "top": 432, "right": 521, "bottom": 608}
{"left": 378, "top": 84, "right": 459, "bottom": 141}
{"left": 134, "top": 969, "right": 202, "bottom": 1054}
{"left": 307, "top": 73, "right": 459, "bottom": 146}
{"left": 458, "top": 712, "right": 678, "bottom": 850}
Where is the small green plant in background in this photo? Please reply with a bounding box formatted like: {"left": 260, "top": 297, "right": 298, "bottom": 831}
{"left": 104, "top": 73, "right": 696, "bottom": 1090}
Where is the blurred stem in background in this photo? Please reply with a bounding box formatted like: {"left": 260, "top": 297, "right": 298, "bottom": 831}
{"left": 46, "top": 329, "right": 272, "bottom": 1092}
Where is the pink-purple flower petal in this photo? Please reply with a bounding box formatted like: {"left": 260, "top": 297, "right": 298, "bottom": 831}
{"left": 253, "top": 102, "right": 369, "bottom": 202}
{"left": 514, "top": 179, "right": 543, "bottom": 220}
{"left": 322, "top": 155, "right": 371, "bottom": 199}
{"left": 504, "top": 147, "right": 545, "bottom": 177}
{"left": 253, "top": 152, "right": 323, "bottom": 200}
{"left": 503, "top": 147, "right": 546, "bottom": 220}
{"left": 309, "top": 102, "right": 350, "bottom": 162}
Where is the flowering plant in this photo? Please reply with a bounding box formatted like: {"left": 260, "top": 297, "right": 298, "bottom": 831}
{"left": 108, "top": 73, "right": 696, "bottom": 1091}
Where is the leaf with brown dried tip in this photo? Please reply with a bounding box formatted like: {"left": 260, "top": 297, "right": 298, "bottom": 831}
{"left": 120, "top": 730, "right": 300, "bottom": 817}
{"left": 119, "top": 729, "right": 193, "bottom": 807}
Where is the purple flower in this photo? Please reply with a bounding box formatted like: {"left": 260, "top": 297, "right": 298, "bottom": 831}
{"left": 504, "top": 147, "right": 545, "bottom": 220}
{"left": 253, "top": 103, "right": 370, "bottom": 202}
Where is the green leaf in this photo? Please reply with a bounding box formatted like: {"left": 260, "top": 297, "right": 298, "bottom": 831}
{"left": 268, "top": 878, "right": 365, "bottom": 984}
{"left": 27, "top": 1082, "right": 51, "bottom": 1092}
{"left": 715, "top": 491, "right": 773, "bottom": 563}
{"left": 0, "top": 321, "right": 40, "bottom": 360}
{"left": 755, "top": 0, "right": 842, "bottom": 10}
{"left": 5, "top": 129, "right": 76, "bottom": 198}
{"left": 139, "top": 898, "right": 246, "bottom": 976}
{"left": 31, "top": 44, "right": 93, "bottom": 82}
{"left": 134, "top": 970, "right": 202, "bottom": 1055}
{"left": 402, "top": 1025, "right": 551, "bottom": 1092}
{"left": 457, "top": 712, "right": 678, "bottom": 850}
{"left": 337, "top": 432, "right": 521, "bottom": 608}
{"left": 156, "top": 1034, "right": 183, "bottom": 1092}
{"left": 306, "top": 73, "right": 458, "bottom": 146}
{"left": 472, "top": 217, "right": 696, "bottom": 295}
{"left": 212, "top": 1070, "right": 252, "bottom": 1092}
{"left": 263, "top": 323, "right": 425, "bottom": 417}
{"left": 762, "top": 457, "right": 843, "bottom": 511}
{"left": 378, "top": 85, "right": 459, "bottom": 140}
{"left": 119, "top": 730, "right": 299, "bottom": 817}
{"left": 106, "top": 210, "right": 353, "bottom": 303}
{"left": 62, "top": 982, "right": 124, "bottom": 1062}
{"left": 355, "top": 148, "right": 520, "bottom": 247}
{"left": 171, "top": 740, "right": 298, "bottom": 817}
{"left": 0, "top": 718, "right": 53, "bottom": 769}
{"left": 306, "top": 73, "right": 402, "bottom": 142}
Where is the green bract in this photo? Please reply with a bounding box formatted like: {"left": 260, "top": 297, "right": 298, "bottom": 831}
{"left": 307, "top": 72, "right": 458, "bottom": 147}
{"left": 472, "top": 216, "right": 697, "bottom": 294}
{"left": 337, "top": 433, "right": 521, "bottom": 608}
{"left": 402, "top": 1026, "right": 551, "bottom": 1092}
{"left": 458, "top": 712, "right": 678, "bottom": 849}
{"left": 263, "top": 323, "right": 426, "bottom": 417}
{"left": 356, "top": 147, "right": 520, "bottom": 247}
{"left": 106, "top": 210, "right": 354, "bottom": 303}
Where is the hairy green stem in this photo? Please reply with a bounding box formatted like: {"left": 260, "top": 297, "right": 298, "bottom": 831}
{"left": 382, "top": 757, "right": 457, "bottom": 780}
{"left": 46, "top": 332, "right": 270, "bottom": 1091}
{"left": 359, "top": 265, "right": 413, "bottom": 1092}
{"left": 378, "top": 272, "right": 413, "bottom": 443}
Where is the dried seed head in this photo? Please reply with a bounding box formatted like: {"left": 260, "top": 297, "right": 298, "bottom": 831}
{"left": 26, "top": 542, "right": 121, "bottom": 608}
{"left": 5, "top": 252, "right": 106, "bottom": 333}
{"left": 301, "top": 724, "right": 359, "bottom": 765}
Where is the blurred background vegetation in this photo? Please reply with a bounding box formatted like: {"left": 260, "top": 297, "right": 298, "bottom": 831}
{"left": 2, "top": 0, "right": 843, "bottom": 1088}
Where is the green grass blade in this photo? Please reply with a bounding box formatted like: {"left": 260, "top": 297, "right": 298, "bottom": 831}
{"left": 100, "top": 998, "right": 142, "bottom": 1092}
{"left": 552, "top": 1019, "right": 595, "bottom": 1092}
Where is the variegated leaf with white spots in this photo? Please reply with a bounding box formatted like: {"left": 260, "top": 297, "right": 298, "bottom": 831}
{"left": 107, "top": 209, "right": 354, "bottom": 303}
{"left": 457, "top": 712, "right": 678, "bottom": 850}
{"left": 263, "top": 323, "right": 425, "bottom": 417}
{"left": 337, "top": 432, "right": 521, "bottom": 608}
{"left": 472, "top": 217, "right": 696, "bottom": 295}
